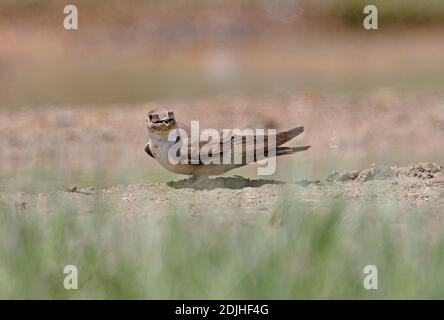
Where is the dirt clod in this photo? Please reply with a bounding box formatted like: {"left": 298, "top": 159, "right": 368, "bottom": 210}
{"left": 328, "top": 162, "right": 442, "bottom": 183}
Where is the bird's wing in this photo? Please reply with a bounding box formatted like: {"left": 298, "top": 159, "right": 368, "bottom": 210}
{"left": 216, "top": 126, "right": 305, "bottom": 157}
{"left": 144, "top": 142, "right": 154, "bottom": 158}
{"left": 175, "top": 125, "right": 306, "bottom": 164}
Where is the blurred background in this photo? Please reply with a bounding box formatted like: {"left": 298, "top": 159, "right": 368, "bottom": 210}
{"left": 2, "top": 0, "right": 444, "bottom": 300}
{"left": 1, "top": 0, "right": 444, "bottom": 190}
{"left": 2, "top": 0, "right": 444, "bottom": 105}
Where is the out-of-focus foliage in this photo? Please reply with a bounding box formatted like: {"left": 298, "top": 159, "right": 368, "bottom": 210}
{"left": 333, "top": 0, "right": 444, "bottom": 25}
{"left": 2, "top": 0, "right": 444, "bottom": 26}
{"left": 1, "top": 195, "right": 444, "bottom": 299}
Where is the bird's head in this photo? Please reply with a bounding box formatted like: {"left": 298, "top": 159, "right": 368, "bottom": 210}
{"left": 146, "top": 107, "right": 178, "bottom": 139}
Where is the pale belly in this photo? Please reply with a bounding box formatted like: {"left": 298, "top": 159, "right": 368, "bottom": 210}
{"left": 149, "top": 139, "right": 239, "bottom": 176}
{"left": 149, "top": 139, "right": 196, "bottom": 175}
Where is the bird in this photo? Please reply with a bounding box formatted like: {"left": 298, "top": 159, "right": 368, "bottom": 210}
{"left": 144, "top": 107, "right": 310, "bottom": 180}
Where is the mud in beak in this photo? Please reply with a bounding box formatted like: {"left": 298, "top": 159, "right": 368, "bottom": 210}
{"left": 154, "top": 117, "right": 174, "bottom": 125}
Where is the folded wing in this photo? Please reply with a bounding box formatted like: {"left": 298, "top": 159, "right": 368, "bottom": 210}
{"left": 178, "top": 126, "right": 309, "bottom": 165}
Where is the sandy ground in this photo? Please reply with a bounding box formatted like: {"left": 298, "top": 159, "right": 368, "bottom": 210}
{"left": 1, "top": 91, "right": 444, "bottom": 173}
{"left": 1, "top": 162, "right": 443, "bottom": 229}
{"left": 1, "top": 91, "right": 444, "bottom": 223}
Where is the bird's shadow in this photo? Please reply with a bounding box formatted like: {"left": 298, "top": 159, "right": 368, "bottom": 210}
{"left": 167, "top": 176, "right": 321, "bottom": 191}
{"left": 167, "top": 176, "right": 283, "bottom": 190}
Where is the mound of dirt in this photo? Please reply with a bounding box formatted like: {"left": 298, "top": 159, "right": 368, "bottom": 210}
{"left": 317, "top": 162, "right": 444, "bottom": 206}
{"left": 327, "top": 162, "right": 443, "bottom": 183}
{"left": 395, "top": 162, "right": 443, "bottom": 179}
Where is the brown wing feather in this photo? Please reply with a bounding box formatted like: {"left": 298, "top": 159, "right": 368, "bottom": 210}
{"left": 144, "top": 142, "right": 154, "bottom": 158}
{"left": 275, "top": 126, "right": 304, "bottom": 146}
{"left": 178, "top": 126, "right": 306, "bottom": 164}
{"left": 217, "top": 126, "right": 305, "bottom": 157}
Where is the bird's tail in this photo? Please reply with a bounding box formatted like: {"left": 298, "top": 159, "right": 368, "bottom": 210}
{"left": 276, "top": 145, "right": 311, "bottom": 156}
{"left": 275, "top": 126, "right": 305, "bottom": 146}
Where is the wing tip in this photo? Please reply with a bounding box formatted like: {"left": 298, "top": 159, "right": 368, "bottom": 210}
{"left": 293, "top": 145, "right": 311, "bottom": 152}
{"left": 144, "top": 143, "right": 155, "bottom": 158}
{"left": 291, "top": 126, "right": 304, "bottom": 134}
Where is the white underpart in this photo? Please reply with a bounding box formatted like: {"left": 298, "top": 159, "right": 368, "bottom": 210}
{"left": 149, "top": 136, "right": 176, "bottom": 167}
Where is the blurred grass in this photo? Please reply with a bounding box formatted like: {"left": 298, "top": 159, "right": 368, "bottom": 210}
{"left": 5, "top": 60, "right": 444, "bottom": 106}
{"left": 1, "top": 192, "right": 444, "bottom": 299}
{"left": 334, "top": 0, "right": 444, "bottom": 25}
{"left": 3, "top": 0, "right": 444, "bottom": 25}
{"left": 0, "top": 166, "right": 177, "bottom": 193}
{"left": 1, "top": 0, "right": 444, "bottom": 300}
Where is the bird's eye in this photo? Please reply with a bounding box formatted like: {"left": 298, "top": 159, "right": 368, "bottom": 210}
{"left": 149, "top": 114, "right": 153, "bottom": 121}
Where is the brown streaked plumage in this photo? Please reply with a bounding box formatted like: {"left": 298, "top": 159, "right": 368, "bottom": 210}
{"left": 145, "top": 107, "right": 310, "bottom": 177}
